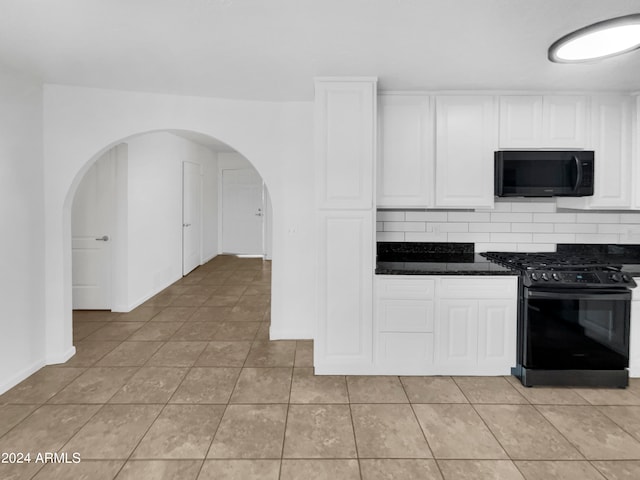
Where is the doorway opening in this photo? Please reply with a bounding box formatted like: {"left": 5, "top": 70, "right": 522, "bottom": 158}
{"left": 70, "top": 130, "right": 272, "bottom": 314}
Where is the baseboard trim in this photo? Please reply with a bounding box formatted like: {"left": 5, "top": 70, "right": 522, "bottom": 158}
{"left": 202, "top": 253, "right": 217, "bottom": 264}
{"left": 125, "top": 275, "right": 183, "bottom": 312}
{"left": 0, "top": 358, "right": 46, "bottom": 395}
{"left": 269, "top": 328, "right": 313, "bottom": 341}
{"left": 47, "top": 346, "right": 76, "bottom": 365}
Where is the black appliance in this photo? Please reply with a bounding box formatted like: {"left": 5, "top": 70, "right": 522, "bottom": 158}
{"left": 481, "top": 251, "right": 636, "bottom": 388}
{"left": 494, "top": 150, "right": 594, "bottom": 197}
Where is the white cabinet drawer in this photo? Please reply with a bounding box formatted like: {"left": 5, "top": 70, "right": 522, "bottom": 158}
{"left": 439, "top": 277, "right": 517, "bottom": 299}
{"left": 378, "top": 332, "right": 434, "bottom": 363}
{"left": 378, "top": 299, "right": 434, "bottom": 332}
{"left": 376, "top": 277, "right": 435, "bottom": 299}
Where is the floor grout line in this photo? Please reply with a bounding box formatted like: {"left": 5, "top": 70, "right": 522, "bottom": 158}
{"left": 10, "top": 258, "right": 640, "bottom": 478}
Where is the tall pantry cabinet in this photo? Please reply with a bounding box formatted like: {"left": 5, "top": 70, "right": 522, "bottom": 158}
{"left": 314, "top": 78, "right": 377, "bottom": 374}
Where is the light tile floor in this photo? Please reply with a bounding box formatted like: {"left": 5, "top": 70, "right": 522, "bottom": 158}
{"left": 2, "top": 256, "right": 640, "bottom": 479}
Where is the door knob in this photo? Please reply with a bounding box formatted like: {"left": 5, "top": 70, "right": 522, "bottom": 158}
{"left": 95, "top": 235, "right": 109, "bottom": 241}
{"left": 183, "top": 223, "right": 191, "bottom": 227}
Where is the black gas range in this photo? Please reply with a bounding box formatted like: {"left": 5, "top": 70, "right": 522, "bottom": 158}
{"left": 481, "top": 251, "right": 636, "bottom": 388}
{"left": 481, "top": 251, "right": 637, "bottom": 288}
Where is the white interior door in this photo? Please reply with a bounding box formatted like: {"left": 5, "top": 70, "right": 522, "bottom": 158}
{"left": 222, "top": 168, "right": 264, "bottom": 255}
{"left": 72, "top": 151, "right": 114, "bottom": 309}
{"left": 183, "top": 161, "right": 202, "bottom": 275}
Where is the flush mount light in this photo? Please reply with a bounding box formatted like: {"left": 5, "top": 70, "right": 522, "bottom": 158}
{"left": 548, "top": 14, "right": 640, "bottom": 63}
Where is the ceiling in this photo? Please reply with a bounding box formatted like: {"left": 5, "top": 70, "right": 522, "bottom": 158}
{"left": 1, "top": 0, "right": 639, "bottom": 101}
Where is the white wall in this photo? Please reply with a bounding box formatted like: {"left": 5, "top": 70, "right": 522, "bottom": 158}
{"left": 42, "top": 85, "right": 315, "bottom": 366}
{"left": 126, "top": 132, "right": 218, "bottom": 308}
{"left": 202, "top": 150, "right": 219, "bottom": 263}
{"left": 218, "top": 151, "right": 253, "bottom": 170}
{"left": 377, "top": 199, "right": 640, "bottom": 252}
{"left": 0, "top": 73, "right": 46, "bottom": 392}
{"left": 72, "top": 132, "right": 219, "bottom": 312}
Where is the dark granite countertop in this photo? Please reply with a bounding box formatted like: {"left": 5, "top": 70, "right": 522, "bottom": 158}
{"left": 376, "top": 242, "right": 517, "bottom": 276}
{"left": 375, "top": 243, "right": 640, "bottom": 277}
{"left": 557, "top": 244, "right": 640, "bottom": 277}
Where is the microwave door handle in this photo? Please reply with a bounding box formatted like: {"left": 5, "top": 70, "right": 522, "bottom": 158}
{"left": 573, "top": 155, "right": 583, "bottom": 192}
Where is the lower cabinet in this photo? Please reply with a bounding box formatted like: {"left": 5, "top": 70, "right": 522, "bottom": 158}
{"left": 630, "top": 280, "right": 640, "bottom": 377}
{"left": 375, "top": 275, "right": 517, "bottom": 375}
{"left": 315, "top": 211, "right": 374, "bottom": 375}
{"left": 437, "top": 300, "right": 479, "bottom": 369}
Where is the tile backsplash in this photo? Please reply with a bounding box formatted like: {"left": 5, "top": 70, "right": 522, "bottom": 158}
{"left": 377, "top": 199, "right": 640, "bottom": 252}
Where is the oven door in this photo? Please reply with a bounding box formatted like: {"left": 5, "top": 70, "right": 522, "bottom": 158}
{"left": 523, "top": 288, "right": 630, "bottom": 370}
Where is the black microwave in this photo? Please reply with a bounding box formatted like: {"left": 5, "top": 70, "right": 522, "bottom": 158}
{"left": 495, "top": 150, "right": 594, "bottom": 197}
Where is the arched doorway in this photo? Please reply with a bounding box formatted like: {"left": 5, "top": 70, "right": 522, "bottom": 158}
{"left": 67, "top": 129, "right": 274, "bottom": 347}
{"left": 42, "top": 87, "right": 315, "bottom": 367}
{"left": 71, "top": 130, "right": 271, "bottom": 354}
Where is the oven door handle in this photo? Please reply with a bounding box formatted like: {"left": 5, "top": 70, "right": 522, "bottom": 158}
{"left": 526, "top": 289, "right": 631, "bottom": 301}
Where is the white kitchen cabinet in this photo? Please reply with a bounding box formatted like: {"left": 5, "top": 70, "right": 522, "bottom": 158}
{"left": 477, "top": 300, "right": 517, "bottom": 372}
{"left": 436, "top": 276, "right": 516, "bottom": 375}
{"left": 437, "top": 299, "right": 479, "bottom": 368}
{"left": 544, "top": 95, "right": 588, "bottom": 147}
{"left": 435, "top": 96, "right": 496, "bottom": 208}
{"left": 314, "top": 78, "right": 377, "bottom": 375}
{"left": 375, "top": 277, "right": 435, "bottom": 374}
{"left": 633, "top": 95, "right": 640, "bottom": 209}
{"left": 375, "top": 275, "right": 517, "bottom": 375}
{"left": 315, "top": 78, "right": 376, "bottom": 210}
{"left": 630, "top": 279, "right": 640, "bottom": 377}
{"left": 557, "top": 95, "right": 633, "bottom": 210}
{"left": 377, "top": 94, "right": 433, "bottom": 207}
{"left": 316, "top": 210, "right": 374, "bottom": 373}
{"left": 499, "top": 95, "right": 543, "bottom": 148}
{"left": 499, "top": 95, "right": 587, "bottom": 148}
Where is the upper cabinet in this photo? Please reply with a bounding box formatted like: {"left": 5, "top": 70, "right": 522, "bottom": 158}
{"left": 376, "top": 94, "right": 497, "bottom": 209}
{"left": 588, "top": 96, "right": 632, "bottom": 208}
{"left": 557, "top": 95, "right": 633, "bottom": 210}
{"left": 376, "top": 91, "right": 637, "bottom": 211}
{"left": 634, "top": 95, "right": 640, "bottom": 210}
{"left": 377, "top": 95, "right": 433, "bottom": 208}
{"left": 315, "top": 79, "right": 376, "bottom": 210}
{"left": 435, "top": 96, "right": 497, "bottom": 208}
{"left": 499, "top": 95, "right": 587, "bottom": 149}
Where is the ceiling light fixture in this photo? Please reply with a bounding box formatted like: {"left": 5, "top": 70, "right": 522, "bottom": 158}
{"left": 548, "top": 14, "right": 640, "bottom": 63}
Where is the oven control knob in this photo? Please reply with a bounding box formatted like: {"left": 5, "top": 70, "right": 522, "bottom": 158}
{"left": 551, "top": 272, "right": 560, "bottom": 281}
{"left": 530, "top": 272, "right": 539, "bottom": 281}
{"left": 541, "top": 272, "right": 549, "bottom": 281}
{"left": 622, "top": 274, "right": 631, "bottom": 283}
{"left": 609, "top": 273, "right": 621, "bottom": 283}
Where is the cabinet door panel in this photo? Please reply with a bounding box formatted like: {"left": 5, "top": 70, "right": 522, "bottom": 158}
{"left": 377, "top": 95, "right": 432, "bottom": 207}
{"left": 478, "top": 300, "right": 516, "bottom": 370}
{"left": 499, "top": 96, "right": 543, "bottom": 148}
{"left": 378, "top": 332, "right": 434, "bottom": 364}
{"left": 376, "top": 277, "right": 435, "bottom": 299}
{"left": 437, "top": 300, "right": 478, "bottom": 366}
{"left": 543, "top": 96, "right": 587, "bottom": 148}
{"left": 315, "top": 80, "right": 375, "bottom": 209}
{"left": 378, "top": 299, "right": 434, "bottom": 332}
{"left": 589, "top": 96, "right": 632, "bottom": 208}
{"left": 435, "top": 96, "right": 496, "bottom": 208}
{"left": 317, "top": 211, "right": 373, "bottom": 365}
{"left": 632, "top": 304, "right": 640, "bottom": 378}
{"left": 439, "top": 277, "right": 517, "bottom": 299}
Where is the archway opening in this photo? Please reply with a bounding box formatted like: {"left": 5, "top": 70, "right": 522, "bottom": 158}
{"left": 69, "top": 129, "right": 273, "bottom": 346}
